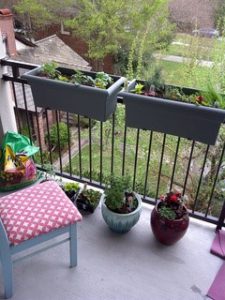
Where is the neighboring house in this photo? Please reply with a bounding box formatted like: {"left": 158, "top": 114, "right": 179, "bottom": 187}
{"left": 0, "top": 8, "right": 91, "bottom": 151}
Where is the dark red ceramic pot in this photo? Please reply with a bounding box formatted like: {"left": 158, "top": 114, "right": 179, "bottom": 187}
{"left": 150, "top": 203, "right": 189, "bottom": 245}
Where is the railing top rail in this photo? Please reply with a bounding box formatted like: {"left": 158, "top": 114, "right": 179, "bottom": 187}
{"left": 1, "top": 58, "right": 38, "bottom": 70}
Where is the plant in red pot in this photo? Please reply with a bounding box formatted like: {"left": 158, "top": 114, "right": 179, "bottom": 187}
{"left": 151, "top": 191, "right": 189, "bottom": 245}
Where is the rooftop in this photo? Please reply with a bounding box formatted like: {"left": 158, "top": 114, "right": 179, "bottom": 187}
{"left": 15, "top": 34, "right": 91, "bottom": 71}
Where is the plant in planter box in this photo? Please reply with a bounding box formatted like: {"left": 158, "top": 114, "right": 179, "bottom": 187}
{"left": 62, "top": 182, "right": 80, "bottom": 203}
{"left": 22, "top": 62, "right": 125, "bottom": 122}
{"left": 122, "top": 73, "right": 225, "bottom": 145}
{"left": 151, "top": 191, "right": 189, "bottom": 245}
{"left": 76, "top": 184, "right": 102, "bottom": 213}
{"left": 101, "top": 176, "right": 142, "bottom": 233}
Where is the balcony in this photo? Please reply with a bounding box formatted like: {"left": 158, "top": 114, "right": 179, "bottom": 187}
{"left": 0, "top": 59, "right": 225, "bottom": 299}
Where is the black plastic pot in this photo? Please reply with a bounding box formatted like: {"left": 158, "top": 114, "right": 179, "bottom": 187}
{"left": 22, "top": 67, "right": 125, "bottom": 122}
{"left": 121, "top": 81, "right": 225, "bottom": 145}
{"left": 75, "top": 192, "right": 101, "bottom": 213}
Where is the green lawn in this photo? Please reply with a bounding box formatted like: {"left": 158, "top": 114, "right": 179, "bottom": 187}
{"left": 158, "top": 60, "right": 210, "bottom": 90}
{"left": 63, "top": 106, "right": 201, "bottom": 199}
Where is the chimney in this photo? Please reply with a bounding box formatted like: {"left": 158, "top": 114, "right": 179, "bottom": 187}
{"left": 0, "top": 8, "right": 17, "bottom": 57}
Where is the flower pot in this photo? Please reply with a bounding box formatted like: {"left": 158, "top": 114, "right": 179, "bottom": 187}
{"left": 101, "top": 193, "right": 142, "bottom": 233}
{"left": 22, "top": 67, "right": 125, "bottom": 122}
{"left": 64, "top": 189, "right": 80, "bottom": 204}
{"left": 150, "top": 203, "right": 189, "bottom": 245}
{"left": 121, "top": 80, "right": 225, "bottom": 145}
{"left": 75, "top": 190, "right": 101, "bottom": 213}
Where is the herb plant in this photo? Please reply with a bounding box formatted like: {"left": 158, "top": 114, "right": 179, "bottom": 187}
{"left": 63, "top": 182, "right": 80, "bottom": 193}
{"left": 104, "top": 175, "right": 137, "bottom": 213}
{"left": 40, "top": 62, "right": 113, "bottom": 90}
{"left": 41, "top": 62, "right": 60, "bottom": 79}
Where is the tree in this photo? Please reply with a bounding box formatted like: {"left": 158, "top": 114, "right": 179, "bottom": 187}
{"left": 14, "top": 0, "right": 75, "bottom": 34}
{"left": 65, "top": 0, "right": 172, "bottom": 70}
{"left": 14, "top": 0, "right": 173, "bottom": 71}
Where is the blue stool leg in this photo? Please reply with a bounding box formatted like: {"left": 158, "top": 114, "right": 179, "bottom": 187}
{"left": 69, "top": 223, "right": 77, "bottom": 268}
{"left": 1, "top": 253, "right": 13, "bottom": 299}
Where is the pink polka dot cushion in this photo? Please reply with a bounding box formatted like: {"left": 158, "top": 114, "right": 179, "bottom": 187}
{"left": 0, "top": 181, "right": 82, "bottom": 246}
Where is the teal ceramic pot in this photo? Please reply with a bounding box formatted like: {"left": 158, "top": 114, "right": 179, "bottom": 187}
{"left": 101, "top": 193, "right": 142, "bottom": 233}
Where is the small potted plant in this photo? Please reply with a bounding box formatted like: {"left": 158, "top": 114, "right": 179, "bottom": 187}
{"left": 62, "top": 181, "right": 80, "bottom": 203}
{"left": 101, "top": 176, "right": 142, "bottom": 233}
{"left": 76, "top": 184, "right": 102, "bottom": 213}
{"left": 22, "top": 62, "right": 125, "bottom": 122}
{"left": 121, "top": 70, "right": 225, "bottom": 145}
{"left": 151, "top": 191, "right": 189, "bottom": 245}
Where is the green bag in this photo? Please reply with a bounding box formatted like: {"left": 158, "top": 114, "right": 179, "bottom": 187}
{"left": 0, "top": 131, "right": 40, "bottom": 191}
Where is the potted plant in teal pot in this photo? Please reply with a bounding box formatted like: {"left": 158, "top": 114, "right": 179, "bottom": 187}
{"left": 22, "top": 62, "right": 126, "bottom": 122}
{"left": 121, "top": 73, "right": 225, "bottom": 145}
{"left": 101, "top": 176, "right": 142, "bottom": 233}
{"left": 151, "top": 191, "right": 189, "bottom": 245}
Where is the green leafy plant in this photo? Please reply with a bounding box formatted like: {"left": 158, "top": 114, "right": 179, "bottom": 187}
{"left": 145, "top": 66, "right": 165, "bottom": 92}
{"left": 104, "top": 175, "right": 137, "bottom": 213}
{"left": 41, "top": 62, "right": 60, "bottom": 79}
{"left": 62, "top": 181, "right": 80, "bottom": 202}
{"left": 47, "top": 122, "right": 70, "bottom": 149}
{"left": 76, "top": 184, "right": 102, "bottom": 212}
{"left": 133, "top": 83, "right": 144, "bottom": 94}
{"left": 40, "top": 63, "right": 113, "bottom": 90}
{"left": 41, "top": 163, "right": 56, "bottom": 181}
{"left": 202, "top": 81, "right": 225, "bottom": 109}
{"left": 158, "top": 191, "right": 187, "bottom": 220}
{"left": 63, "top": 182, "right": 80, "bottom": 193}
{"left": 71, "top": 70, "right": 94, "bottom": 86}
{"left": 82, "top": 189, "right": 102, "bottom": 206}
{"left": 94, "top": 72, "right": 113, "bottom": 89}
{"left": 158, "top": 206, "right": 176, "bottom": 220}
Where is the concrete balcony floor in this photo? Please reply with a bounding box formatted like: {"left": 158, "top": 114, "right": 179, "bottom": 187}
{"left": 0, "top": 202, "right": 223, "bottom": 300}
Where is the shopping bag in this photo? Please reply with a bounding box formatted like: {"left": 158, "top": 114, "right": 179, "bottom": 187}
{"left": 0, "top": 131, "right": 40, "bottom": 191}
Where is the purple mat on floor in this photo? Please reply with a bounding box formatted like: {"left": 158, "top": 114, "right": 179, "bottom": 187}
{"left": 210, "top": 230, "right": 225, "bottom": 259}
{"left": 207, "top": 262, "right": 225, "bottom": 300}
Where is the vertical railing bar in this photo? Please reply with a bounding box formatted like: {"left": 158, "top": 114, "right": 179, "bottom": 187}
{"left": 122, "top": 125, "right": 127, "bottom": 176}
{"left": 89, "top": 118, "right": 92, "bottom": 182}
{"left": 132, "top": 129, "right": 140, "bottom": 190}
{"left": 192, "top": 144, "right": 210, "bottom": 213}
{"left": 21, "top": 83, "right": 32, "bottom": 140}
{"left": 11, "top": 82, "right": 22, "bottom": 132}
{"left": 100, "top": 122, "right": 103, "bottom": 185}
{"left": 111, "top": 114, "right": 115, "bottom": 175}
{"left": 182, "top": 140, "right": 195, "bottom": 196}
{"left": 155, "top": 134, "right": 167, "bottom": 201}
{"left": 169, "top": 137, "right": 181, "bottom": 191}
{"left": 55, "top": 110, "right": 62, "bottom": 173}
{"left": 34, "top": 106, "right": 43, "bottom": 166}
{"left": 143, "top": 131, "right": 153, "bottom": 199}
{"left": 205, "top": 141, "right": 225, "bottom": 217}
{"left": 66, "top": 112, "right": 72, "bottom": 176}
{"left": 77, "top": 115, "right": 82, "bottom": 178}
{"left": 45, "top": 109, "right": 53, "bottom": 165}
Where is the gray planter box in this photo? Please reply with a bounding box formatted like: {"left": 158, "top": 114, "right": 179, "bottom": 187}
{"left": 22, "top": 66, "right": 125, "bottom": 122}
{"left": 121, "top": 80, "right": 225, "bottom": 145}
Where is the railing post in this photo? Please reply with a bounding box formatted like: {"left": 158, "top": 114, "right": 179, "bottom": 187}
{"left": 0, "top": 29, "right": 17, "bottom": 140}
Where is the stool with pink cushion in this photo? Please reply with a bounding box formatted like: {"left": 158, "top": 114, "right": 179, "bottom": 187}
{"left": 0, "top": 181, "right": 82, "bottom": 298}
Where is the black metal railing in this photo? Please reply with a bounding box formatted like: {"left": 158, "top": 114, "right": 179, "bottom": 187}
{"left": 1, "top": 58, "right": 225, "bottom": 228}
